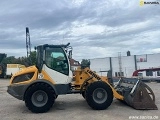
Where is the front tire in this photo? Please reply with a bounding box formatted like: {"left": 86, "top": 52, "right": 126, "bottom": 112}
{"left": 24, "top": 83, "right": 55, "bottom": 113}
{"left": 85, "top": 81, "right": 113, "bottom": 110}
{"left": 82, "top": 91, "right": 86, "bottom": 99}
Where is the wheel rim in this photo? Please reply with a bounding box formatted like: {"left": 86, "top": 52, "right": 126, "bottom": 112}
{"left": 31, "top": 90, "right": 48, "bottom": 107}
{"left": 93, "top": 88, "right": 108, "bottom": 104}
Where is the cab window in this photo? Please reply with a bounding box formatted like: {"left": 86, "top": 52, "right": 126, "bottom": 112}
{"left": 45, "top": 47, "right": 69, "bottom": 75}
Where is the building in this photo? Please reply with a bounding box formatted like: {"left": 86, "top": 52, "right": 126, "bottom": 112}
{"left": 90, "top": 53, "right": 160, "bottom": 78}
{"left": 69, "top": 58, "right": 81, "bottom": 71}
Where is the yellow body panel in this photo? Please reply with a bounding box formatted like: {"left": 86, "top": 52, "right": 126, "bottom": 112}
{"left": 10, "top": 66, "right": 38, "bottom": 85}
{"left": 41, "top": 70, "right": 55, "bottom": 84}
{"left": 9, "top": 66, "right": 56, "bottom": 85}
{"left": 73, "top": 67, "right": 124, "bottom": 100}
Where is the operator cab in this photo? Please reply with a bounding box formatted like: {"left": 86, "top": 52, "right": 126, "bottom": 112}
{"left": 35, "top": 43, "right": 73, "bottom": 84}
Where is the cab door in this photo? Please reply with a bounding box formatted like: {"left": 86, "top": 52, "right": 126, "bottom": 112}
{"left": 43, "top": 47, "right": 72, "bottom": 84}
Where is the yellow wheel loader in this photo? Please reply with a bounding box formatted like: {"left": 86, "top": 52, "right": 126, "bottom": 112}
{"left": 7, "top": 43, "right": 158, "bottom": 113}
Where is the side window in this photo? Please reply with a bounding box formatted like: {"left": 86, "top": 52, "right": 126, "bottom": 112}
{"left": 146, "top": 70, "right": 153, "bottom": 76}
{"left": 115, "top": 72, "right": 118, "bottom": 77}
{"left": 45, "top": 47, "right": 69, "bottom": 75}
{"left": 157, "top": 71, "right": 160, "bottom": 76}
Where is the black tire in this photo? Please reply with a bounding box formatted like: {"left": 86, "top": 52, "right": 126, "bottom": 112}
{"left": 82, "top": 91, "right": 86, "bottom": 99}
{"left": 85, "top": 81, "right": 113, "bottom": 110}
{"left": 55, "top": 95, "right": 58, "bottom": 99}
{"left": 24, "top": 83, "right": 55, "bottom": 113}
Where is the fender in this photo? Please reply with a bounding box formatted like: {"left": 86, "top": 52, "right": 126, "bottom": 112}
{"left": 23, "top": 79, "right": 71, "bottom": 100}
{"left": 23, "top": 79, "right": 58, "bottom": 100}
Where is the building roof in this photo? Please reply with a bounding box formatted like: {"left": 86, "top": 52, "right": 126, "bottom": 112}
{"left": 69, "top": 58, "right": 81, "bottom": 66}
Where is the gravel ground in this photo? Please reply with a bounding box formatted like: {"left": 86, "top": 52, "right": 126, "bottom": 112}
{"left": 0, "top": 79, "right": 159, "bottom": 120}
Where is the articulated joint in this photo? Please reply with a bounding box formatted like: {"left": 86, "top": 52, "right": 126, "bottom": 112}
{"left": 80, "top": 76, "right": 93, "bottom": 94}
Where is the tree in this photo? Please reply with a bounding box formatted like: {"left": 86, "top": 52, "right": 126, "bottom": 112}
{"left": 29, "top": 51, "right": 36, "bottom": 65}
{"left": 1, "top": 56, "right": 16, "bottom": 65}
{"left": 1, "top": 51, "right": 36, "bottom": 67}
{"left": 81, "top": 59, "right": 90, "bottom": 69}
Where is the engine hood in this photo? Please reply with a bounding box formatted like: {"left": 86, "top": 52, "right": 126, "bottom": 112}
{"left": 12, "top": 65, "right": 38, "bottom": 77}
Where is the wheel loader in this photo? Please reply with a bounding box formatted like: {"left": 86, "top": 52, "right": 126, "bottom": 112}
{"left": 7, "top": 43, "right": 158, "bottom": 113}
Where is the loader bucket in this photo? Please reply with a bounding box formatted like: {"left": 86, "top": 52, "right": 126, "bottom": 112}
{"left": 115, "top": 78, "right": 158, "bottom": 110}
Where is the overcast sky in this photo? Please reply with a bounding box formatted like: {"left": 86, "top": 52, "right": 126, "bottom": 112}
{"left": 0, "top": 0, "right": 160, "bottom": 61}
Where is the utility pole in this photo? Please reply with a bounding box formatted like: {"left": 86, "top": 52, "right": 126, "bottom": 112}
{"left": 26, "top": 27, "right": 32, "bottom": 65}
{"left": 118, "top": 52, "right": 122, "bottom": 77}
{"left": 26, "top": 27, "right": 31, "bottom": 58}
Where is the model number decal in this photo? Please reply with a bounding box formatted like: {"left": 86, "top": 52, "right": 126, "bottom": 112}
{"left": 86, "top": 70, "right": 101, "bottom": 80}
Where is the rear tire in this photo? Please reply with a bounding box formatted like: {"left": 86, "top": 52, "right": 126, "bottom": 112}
{"left": 85, "top": 81, "right": 113, "bottom": 110}
{"left": 24, "top": 83, "right": 55, "bottom": 113}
